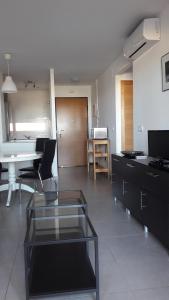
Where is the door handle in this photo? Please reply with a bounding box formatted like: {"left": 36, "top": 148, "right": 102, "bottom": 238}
{"left": 122, "top": 180, "right": 128, "bottom": 194}
{"left": 113, "top": 158, "right": 119, "bottom": 162}
{"left": 140, "top": 191, "right": 147, "bottom": 210}
{"left": 58, "top": 129, "right": 64, "bottom": 138}
{"left": 146, "top": 172, "right": 159, "bottom": 178}
{"left": 126, "top": 163, "right": 135, "bottom": 168}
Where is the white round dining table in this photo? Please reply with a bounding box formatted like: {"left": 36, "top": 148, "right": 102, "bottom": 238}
{"left": 0, "top": 152, "right": 42, "bottom": 207}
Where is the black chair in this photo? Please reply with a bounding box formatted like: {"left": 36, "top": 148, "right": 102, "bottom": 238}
{"left": 0, "top": 163, "right": 8, "bottom": 173}
{"left": 19, "top": 138, "right": 49, "bottom": 172}
{"left": 19, "top": 139, "right": 56, "bottom": 192}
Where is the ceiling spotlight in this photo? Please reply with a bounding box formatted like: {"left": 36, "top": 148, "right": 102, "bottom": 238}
{"left": 24, "top": 80, "right": 38, "bottom": 89}
{"left": 70, "top": 76, "right": 79, "bottom": 83}
{"left": 1, "top": 53, "right": 17, "bottom": 93}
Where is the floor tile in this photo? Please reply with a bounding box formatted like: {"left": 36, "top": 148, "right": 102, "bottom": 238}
{"left": 122, "top": 258, "right": 169, "bottom": 290}
{"left": 92, "top": 218, "right": 144, "bottom": 239}
{"left": 133, "top": 287, "right": 169, "bottom": 300}
{"left": 109, "top": 235, "right": 169, "bottom": 264}
{"left": 0, "top": 264, "right": 12, "bottom": 300}
{"left": 101, "top": 291, "right": 134, "bottom": 300}
{"left": 5, "top": 265, "right": 25, "bottom": 300}
{"left": 99, "top": 258, "right": 130, "bottom": 294}
{"left": 0, "top": 231, "right": 19, "bottom": 267}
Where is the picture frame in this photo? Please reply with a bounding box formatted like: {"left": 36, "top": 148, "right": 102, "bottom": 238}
{"left": 161, "top": 52, "right": 169, "bottom": 91}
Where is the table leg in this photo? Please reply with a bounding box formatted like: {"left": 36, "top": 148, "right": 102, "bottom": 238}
{"left": 6, "top": 187, "right": 12, "bottom": 207}
{"left": 6, "top": 162, "right": 16, "bottom": 207}
{"left": 20, "top": 184, "right": 35, "bottom": 193}
{"left": 0, "top": 161, "right": 36, "bottom": 207}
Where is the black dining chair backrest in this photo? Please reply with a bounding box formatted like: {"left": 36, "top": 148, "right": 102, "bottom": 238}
{"left": 39, "top": 139, "right": 56, "bottom": 181}
{"left": 0, "top": 162, "right": 8, "bottom": 173}
{"left": 33, "top": 138, "right": 49, "bottom": 170}
{"left": 0, "top": 163, "right": 2, "bottom": 179}
{"left": 35, "top": 138, "right": 49, "bottom": 152}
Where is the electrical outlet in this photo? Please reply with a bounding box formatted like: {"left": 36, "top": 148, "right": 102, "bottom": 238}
{"left": 138, "top": 125, "right": 144, "bottom": 132}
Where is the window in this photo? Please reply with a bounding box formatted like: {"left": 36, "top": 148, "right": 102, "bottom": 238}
{"left": 5, "top": 90, "right": 50, "bottom": 140}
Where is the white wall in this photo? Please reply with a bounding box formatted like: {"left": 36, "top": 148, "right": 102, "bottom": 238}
{"left": 0, "top": 82, "right": 37, "bottom": 155}
{"left": 133, "top": 5, "right": 169, "bottom": 153}
{"left": 91, "top": 81, "right": 98, "bottom": 128}
{"left": 96, "top": 4, "right": 169, "bottom": 155}
{"left": 96, "top": 55, "right": 131, "bottom": 153}
{"left": 0, "top": 73, "right": 6, "bottom": 142}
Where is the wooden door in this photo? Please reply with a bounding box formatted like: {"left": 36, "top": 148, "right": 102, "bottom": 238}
{"left": 121, "top": 80, "right": 133, "bottom": 151}
{"left": 56, "top": 97, "right": 88, "bottom": 167}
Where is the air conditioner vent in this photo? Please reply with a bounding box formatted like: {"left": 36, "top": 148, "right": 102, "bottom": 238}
{"left": 129, "top": 42, "right": 147, "bottom": 58}
{"left": 123, "top": 18, "right": 160, "bottom": 60}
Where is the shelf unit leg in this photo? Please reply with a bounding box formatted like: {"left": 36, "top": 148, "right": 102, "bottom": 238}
{"left": 95, "top": 238, "right": 100, "bottom": 300}
{"left": 93, "top": 142, "right": 96, "bottom": 180}
{"left": 107, "top": 141, "right": 110, "bottom": 178}
{"left": 87, "top": 140, "right": 90, "bottom": 173}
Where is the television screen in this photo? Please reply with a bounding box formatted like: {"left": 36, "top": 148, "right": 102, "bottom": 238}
{"left": 148, "top": 130, "right": 169, "bottom": 160}
{"left": 165, "top": 61, "right": 169, "bottom": 82}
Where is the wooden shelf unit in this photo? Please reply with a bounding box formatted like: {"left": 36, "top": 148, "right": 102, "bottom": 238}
{"left": 87, "top": 139, "right": 110, "bottom": 180}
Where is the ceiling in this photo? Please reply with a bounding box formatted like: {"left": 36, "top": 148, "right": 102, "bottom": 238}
{"left": 0, "top": 0, "right": 168, "bottom": 85}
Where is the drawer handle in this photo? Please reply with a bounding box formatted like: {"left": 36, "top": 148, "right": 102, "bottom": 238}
{"left": 126, "top": 163, "right": 135, "bottom": 168}
{"left": 113, "top": 158, "right": 119, "bottom": 162}
{"left": 146, "top": 172, "right": 159, "bottom": 178}
{"left": 140, "top": 191, "right": 147, "bottom": 210}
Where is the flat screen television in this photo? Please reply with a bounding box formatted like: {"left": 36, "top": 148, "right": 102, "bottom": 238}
{"left": 148, "top": 130, "right": 169, "bottom": 160}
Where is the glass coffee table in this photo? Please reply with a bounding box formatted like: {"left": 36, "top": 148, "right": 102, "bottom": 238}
{"left": 24, "top": 192, "right": 99, "bottom": 300}
{"left": 26, "top": 190, "right": 88, "bottom": 224}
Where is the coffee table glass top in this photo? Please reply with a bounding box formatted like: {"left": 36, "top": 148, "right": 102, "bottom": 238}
{"left": 27, "top": 190, "right": 87, "bottom": 211}
{"left": 25, "top": 213, "right": 96, "bottom": 245}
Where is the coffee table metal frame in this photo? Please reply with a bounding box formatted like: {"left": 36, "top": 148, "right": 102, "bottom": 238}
{"left": 24, "top": 191, "right": 99, "bottom": 300}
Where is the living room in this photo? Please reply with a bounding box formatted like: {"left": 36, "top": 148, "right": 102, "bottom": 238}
{"left": 0, "top": 1, "right": 169, "bottom": 300}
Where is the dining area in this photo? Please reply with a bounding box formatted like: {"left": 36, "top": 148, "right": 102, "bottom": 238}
{"left": 0, "top": 138, "right": 56, "bottom": 207}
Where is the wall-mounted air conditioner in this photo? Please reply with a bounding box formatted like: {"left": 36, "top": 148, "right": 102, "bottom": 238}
{"left": 123, "top": 18, "right": 160, "bottom": 60}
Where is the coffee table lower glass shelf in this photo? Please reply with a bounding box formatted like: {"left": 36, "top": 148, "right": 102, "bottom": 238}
{"left": 24, "top": 214, "right": 99, "bottom": 299}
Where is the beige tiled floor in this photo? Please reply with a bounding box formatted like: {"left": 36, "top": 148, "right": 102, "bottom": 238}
{"left": 0, "top": 167, "right": 169, "bottom": 299}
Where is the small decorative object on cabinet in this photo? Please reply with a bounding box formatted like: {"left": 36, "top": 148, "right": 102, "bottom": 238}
{"left": 87, "top": 139, "right": 110, "bottom": 180}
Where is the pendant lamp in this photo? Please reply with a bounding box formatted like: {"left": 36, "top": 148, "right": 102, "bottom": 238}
{"left": 1, "top": 53, "right": 17, "bottom": 93}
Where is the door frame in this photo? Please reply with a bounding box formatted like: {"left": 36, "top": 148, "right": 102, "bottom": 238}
{"left": 55, "top": 97, "right": 89, "bottom": 167}
{"left": 121, "top": 80, "right": 133, "bottom": 151}
{"left": 115, "top": 73, "right": 133, "bottom": 153}
{"left": 49, "top": 81, "right": 92, "bottom": 171}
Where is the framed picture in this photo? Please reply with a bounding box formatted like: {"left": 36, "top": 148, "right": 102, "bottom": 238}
{"left": 161, "top": 52, "right": 169, "bottom": 91}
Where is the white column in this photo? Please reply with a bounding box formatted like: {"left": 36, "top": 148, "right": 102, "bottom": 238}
{"left": 49, "top": 68, "right": 58, "bottom": 178}
{"left": 50, "top": 68, "right": 57, "bottom": 139}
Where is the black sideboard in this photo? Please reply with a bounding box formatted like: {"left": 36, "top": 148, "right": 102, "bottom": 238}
{"left": 112, "top": 154, "right": 169, "bottom": 249}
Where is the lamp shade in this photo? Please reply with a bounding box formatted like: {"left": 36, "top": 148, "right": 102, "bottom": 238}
{"left": 1, "top": 76, "right": 17, "bottom": 93}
